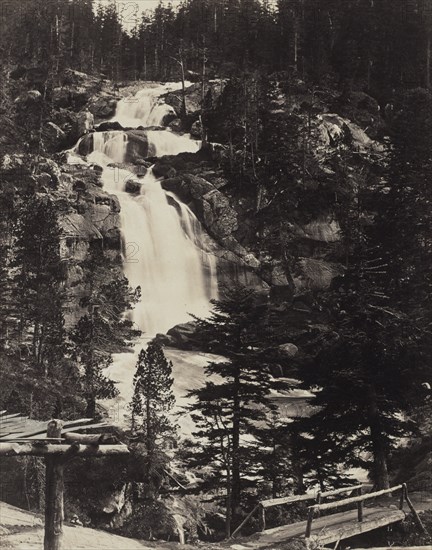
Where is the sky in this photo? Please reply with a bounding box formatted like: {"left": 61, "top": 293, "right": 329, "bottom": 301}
{"left": 95, "top": 0, "right": 278, "bottom": 23}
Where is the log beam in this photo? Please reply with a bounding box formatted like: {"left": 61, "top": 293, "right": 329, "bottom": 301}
{"left": 0, "top": 442, "right": 129, "bottom": 456}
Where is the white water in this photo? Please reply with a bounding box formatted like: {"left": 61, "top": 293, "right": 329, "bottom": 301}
{"left": 84, "top": 87, "right": 217, "bottom": 336}
{"left": 111, "top": 82, "right": 191, "bottom": 128}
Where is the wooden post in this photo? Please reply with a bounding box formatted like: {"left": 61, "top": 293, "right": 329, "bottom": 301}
{"left": 305, "top": 507, "right": 315, "bottom": 538}
{"left": 357, "top": 486, "right": 363, "bottom": 522}
{"left": 316, "top": 492, "right": 322, "bottom": 518}
{"left": 399, "top": 484, "right": 405, "bottom": 510}
{"left": 260, "top": 505, "right": 266, "bottom": 532}
{"left": 44, "top": 420, "right": 64, "bottom": 550}
{"left": 403, "top": 484, "right": 427, "bottom": 534}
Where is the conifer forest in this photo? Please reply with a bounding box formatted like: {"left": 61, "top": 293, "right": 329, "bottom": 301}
{"left": 0, "top": 1, "right": 431, "bottom": 549}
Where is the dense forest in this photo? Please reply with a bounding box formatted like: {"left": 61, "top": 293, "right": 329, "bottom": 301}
{"left": 0, "top": 0, "right": 431, "bottom": 548}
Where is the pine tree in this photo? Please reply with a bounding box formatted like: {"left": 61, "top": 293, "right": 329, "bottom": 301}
{"left": 12, "top": 195, "right": 66, "bottom": 375}
{"left": 70, "top": 250, "right": 140, "bottom": 417}
{"left": 130, "top": 342, "right": 175, "bottom": 500}
{"left": 187, "top": 287, "right": 288, "bottom": 536}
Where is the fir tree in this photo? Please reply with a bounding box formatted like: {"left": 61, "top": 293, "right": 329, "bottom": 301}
{"left": 12, "top": 195, "right": 65, "bottom": 375}
{"left": 187, "top": 287, "right": 288, "bottom": 536}
{"left": 70, "top": 249, "right": 140, "bottom": 417}
{"left": 130, "top": 342, "right": 175, "bottom": 500}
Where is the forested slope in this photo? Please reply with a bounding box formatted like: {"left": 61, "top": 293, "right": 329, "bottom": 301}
{"left": 0, "top": 0, "right": 431, "bottom": 545}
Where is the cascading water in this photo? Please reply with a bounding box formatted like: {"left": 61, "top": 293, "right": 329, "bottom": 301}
{"left": 112, "top": 82, "right": 191, "bottom": 128}
{"left": 69, "top": 83, "right": 219, "bottom": 430}
{"left": 84, "top": 86, "right": 217, "bottom": 336}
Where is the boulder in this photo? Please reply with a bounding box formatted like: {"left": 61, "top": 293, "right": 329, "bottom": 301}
{"left": 89, "top": 95, "right": 118, "bottom": 119}
{"left": 152, "top": 162, "right": 177, "bottom": 179}
{"left": 125, "top": 179, "right": 141, "bottom": 194}
{"left": 278, "top": 343, "right": 299, "bottom": 358}
{"left": 124, "top": 130, "right": 149, "bottom": 163}
{"left": 33, "top": 172, "right": 53, "bottom": 190}
{"left": 73, "top": 110, "right": 94, "bottom": 140}
{"left": 77, "top": 133, "right": 94, "bottom": 156}
{"left": 190, "top": 119, "right": 203, "bottom": 138}
{"left": 166, "top": 322, "right": 200, "bottom": 350}
{"left": 200, "top": 188, "right": 238, "bottom": 238}
{"left": 97, "top": 121, "right": 124, "bottom": 132}
{"left": 293, "top": 258, "right": 344, "bottom": 292}
{"left": 52, "top": 86, "right": 89, "bottom": 109}
{"left": 168, "top": 118, "right": 184, "bottom": 132}
{"left": 14, "top": 90, "right": 42, "bottom": 107}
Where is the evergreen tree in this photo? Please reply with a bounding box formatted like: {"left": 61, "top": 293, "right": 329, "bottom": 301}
{"left": 70, "top": 250, "right": 141, "bottom": 417}
{"left": 187, "top": 288, "right": 288, "bottom": 536}
{"left": 12, "top": 195, "right": 65, "bottom": 375}
{"left": 130, "top": 342, "right": 175, "bottom": 499}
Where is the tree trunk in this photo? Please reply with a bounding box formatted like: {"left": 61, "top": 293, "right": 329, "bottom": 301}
{"left": 225, "top": 467, "right": 232, "bottom": 538}
{"left": 85, "top": 394, "right": 96, "bottom": 418}
{"left": 231, "top": 368, "right": 241, "bottom": 525}
{"left": 426, "top": 29, "right": 431, "bottom": 90}
{"left": 367, "top": 386, "right": 390, "bottom": 490}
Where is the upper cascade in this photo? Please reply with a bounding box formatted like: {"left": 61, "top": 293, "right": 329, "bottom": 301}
{"left": 111, "top": 83, "right": 190, "bottom": 128}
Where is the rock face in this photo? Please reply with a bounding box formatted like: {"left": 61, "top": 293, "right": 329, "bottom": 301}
{"left": 159, "top": 169, "right": 267, "bottom": 291}
{"left": 73, "top": 110, "right": 94, "bottom": 141}
{"left": 88, "top": 95, "right": 118, "bottom": 119}
{"left": 124, "top": 130, "right": 149, "bottom": 162}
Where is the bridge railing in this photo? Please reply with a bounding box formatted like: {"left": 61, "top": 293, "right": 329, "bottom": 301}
{"left": 231, "top": 483, "right": 364, "bottom": 539}
{"left": 305, "top": 483, "right": 426, "bottom": 539}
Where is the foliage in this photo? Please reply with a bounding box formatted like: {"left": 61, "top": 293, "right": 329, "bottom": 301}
{"left": 186, "top": 287, "right": 290, "bottom": 535}
{"left": 70, "top": 249, "right": 141, "bottom": 417}
{"left": 129, "top": 342, "right": 176, "bottom": 500}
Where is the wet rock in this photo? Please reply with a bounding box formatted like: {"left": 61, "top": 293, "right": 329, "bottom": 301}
{"left": 125, "top": 179, "right": 141, "bottom": 194}
{"left": 168, "top": 118, "right": 184, "bottom": 132}
{"left": 97, "top": 121, "right": 124, "bottom": 132}
{"left": 124, "top": 130, "right": 149, "bottom": 163}
{"left": 152, "top": 162, "right": 177, "bottom": 179}
{"left": 161, "top": 112, "right": 178, "bottom": 127}
{"left": 77, "top": 133, "right": 93, "bottom": 156}
{"left": 107, "top": 162, "right": 148, "bottom": 178}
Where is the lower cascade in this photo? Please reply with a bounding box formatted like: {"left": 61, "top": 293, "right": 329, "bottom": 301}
{"left": 83, "top": 86, "right": 217, "bottom": 336}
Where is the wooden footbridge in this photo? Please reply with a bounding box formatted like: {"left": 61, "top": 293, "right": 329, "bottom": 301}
{"left": 231, "top": 483, "right": 427, "bottom": 548}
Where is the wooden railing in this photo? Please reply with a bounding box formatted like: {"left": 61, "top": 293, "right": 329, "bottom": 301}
{"left": 231, "top": 484, "right": 363, "bottom": 538}
{"left": 305, "top": 483, "right": 426, "bottom": 539}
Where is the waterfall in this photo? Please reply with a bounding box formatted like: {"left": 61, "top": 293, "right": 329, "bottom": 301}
{"left": 112, "top": 83, "right": 189, "bottom": 128}
{"left": 147, "top": 130, "right": 201, "bottom": 157}
{"left": 83, "top": 85, "right": 217, "bottom": 336}
{"left": 92, "top": 131, "right": 128, "bottom": 164}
